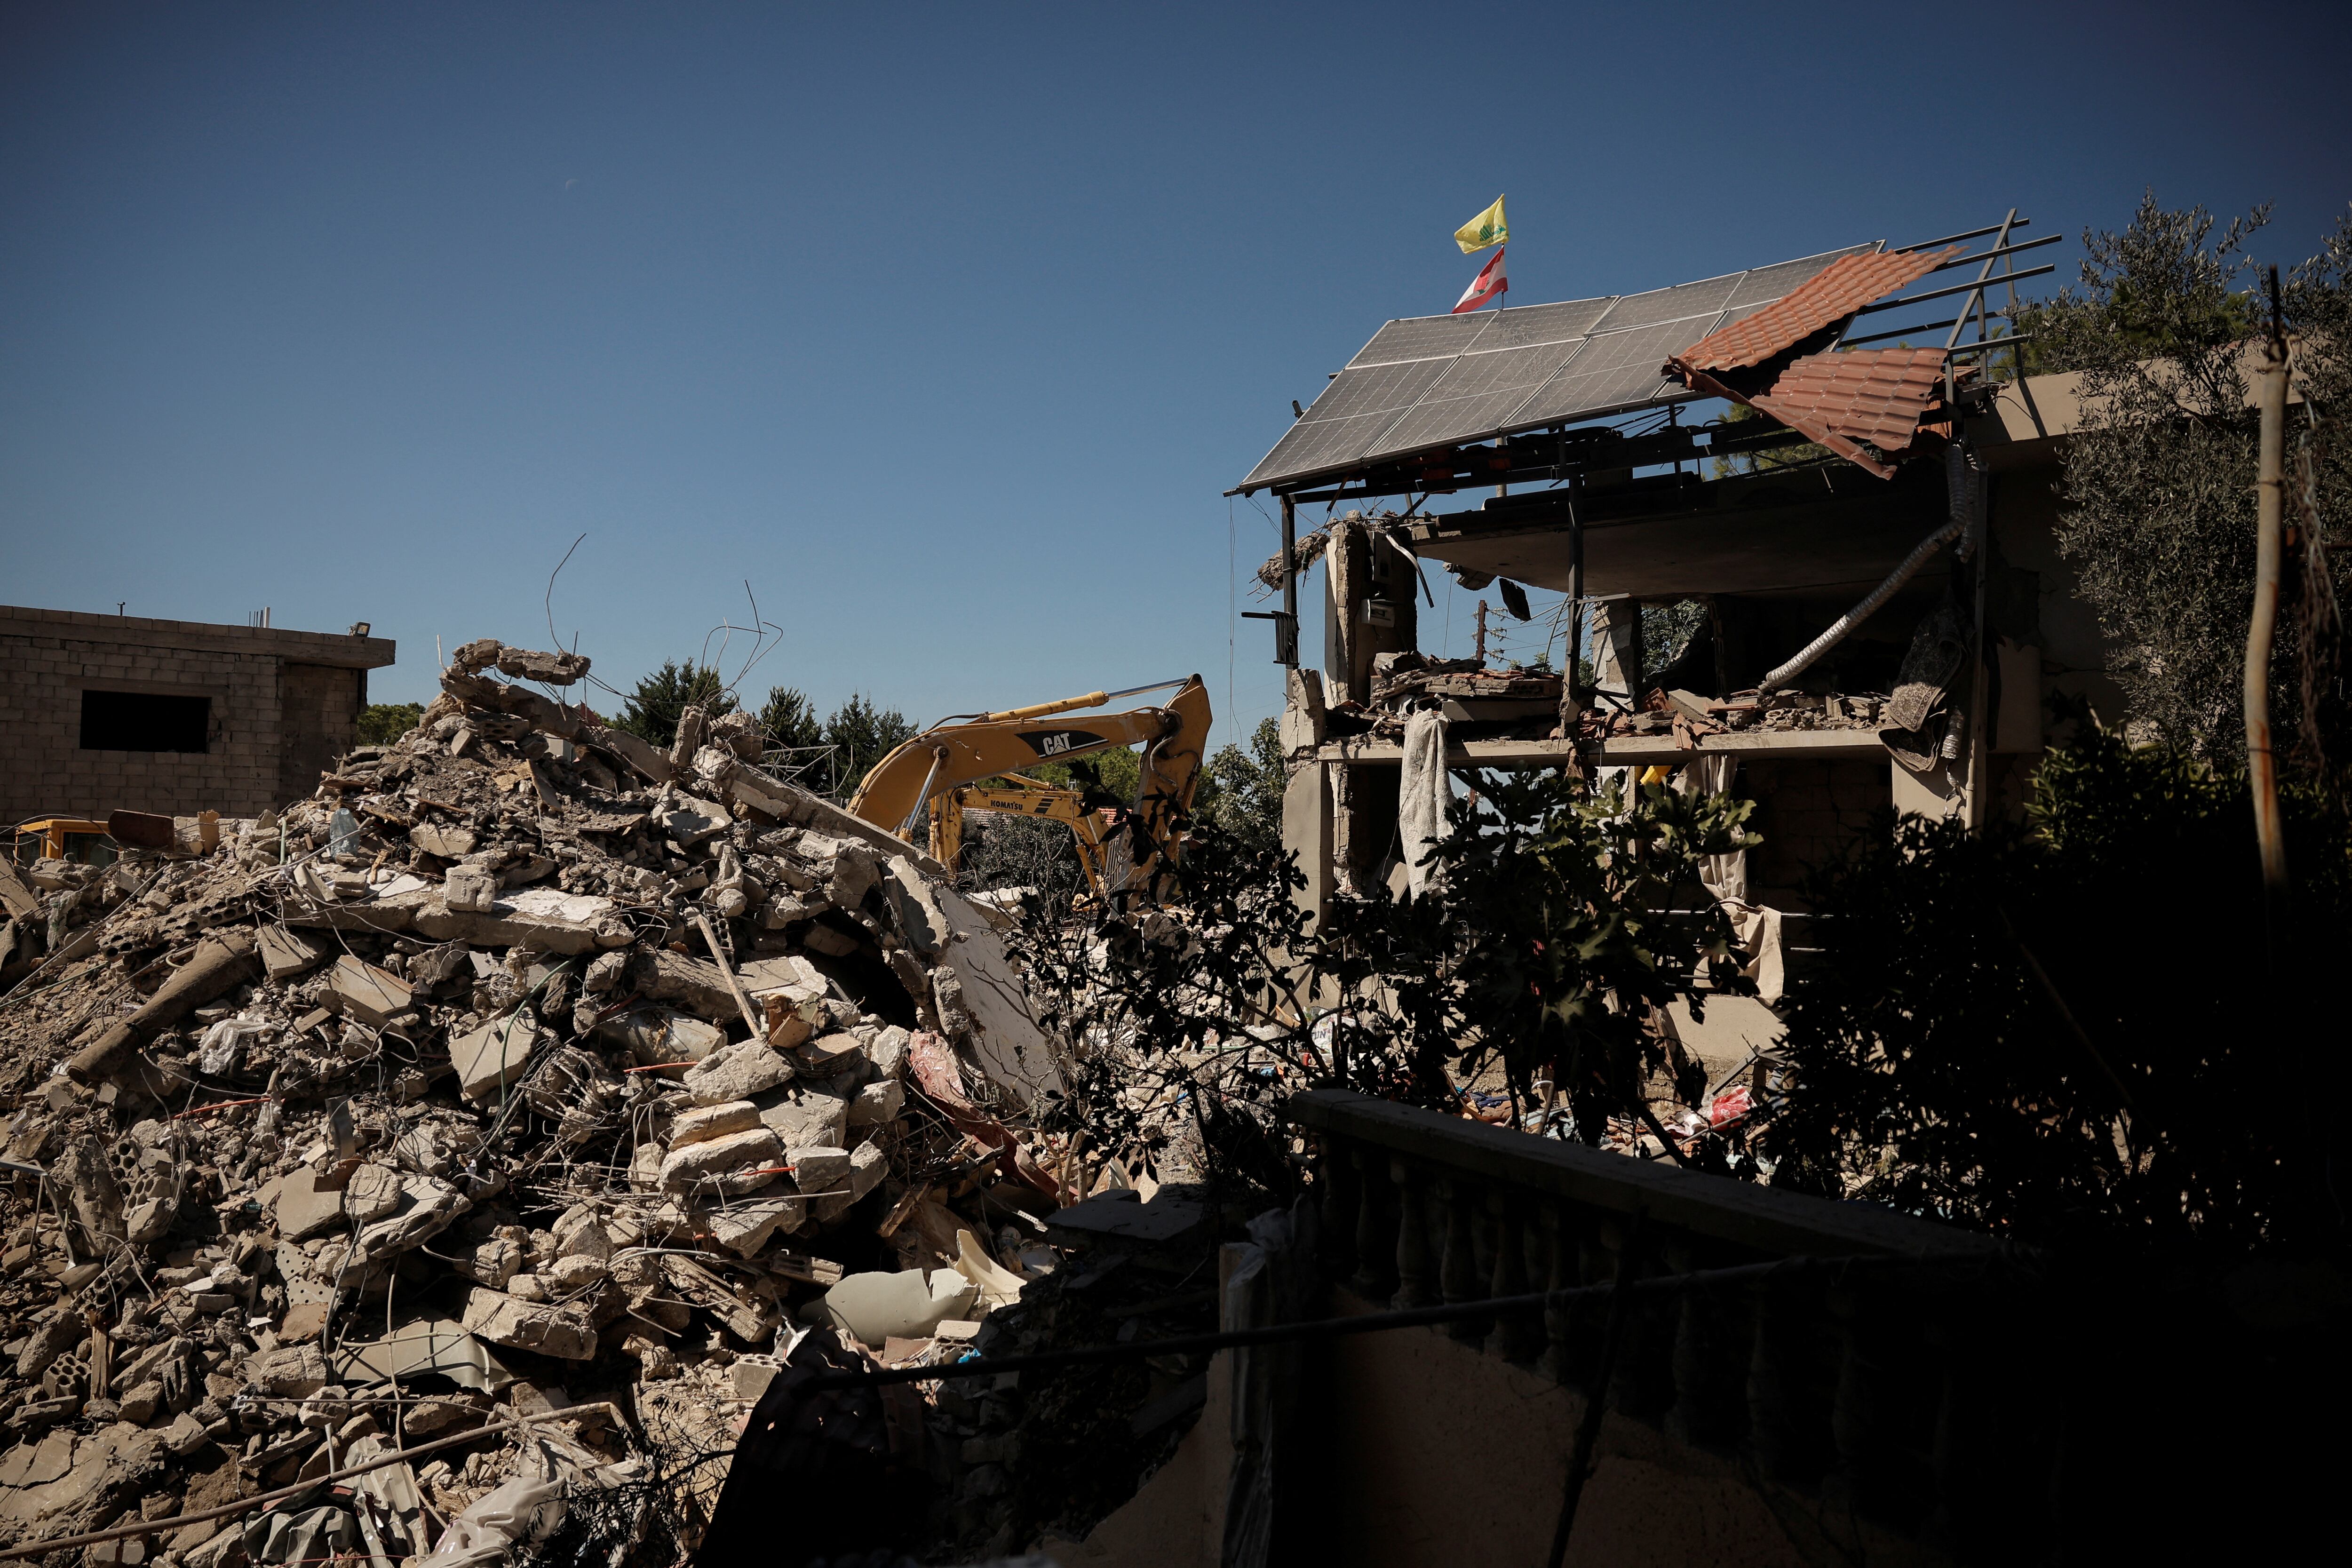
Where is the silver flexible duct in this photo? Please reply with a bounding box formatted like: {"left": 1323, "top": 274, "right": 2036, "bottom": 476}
{"left": 1758, "top": 514, "right": 1964, "bottom": 690}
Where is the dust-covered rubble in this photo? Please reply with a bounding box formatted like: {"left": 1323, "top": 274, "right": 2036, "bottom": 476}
{"left": 0, "top": 639, "right": 1137, "bottom": 1566}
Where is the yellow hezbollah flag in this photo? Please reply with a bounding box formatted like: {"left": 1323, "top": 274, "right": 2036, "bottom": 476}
{"left": 1454, "top": 195, "right": 1507, "bottom": 254}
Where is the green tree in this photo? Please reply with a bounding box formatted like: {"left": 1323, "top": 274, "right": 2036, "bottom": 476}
{"left": 1013, "top": 764, "right": 1756, "bottom": 1168}
{"left": 755, "top": 686, "right": 825, "bottom": 753}
{"left": 1638, "top": 599, "right": 1710, "bottom": 685}
{"left": 356, "top": 702, "right": 424, "bottom": 745}
{"left": 824, "top": 693, "right": 916, "bottom": 800}
{"left": 1198, "top": 717, "right": 1284, "bottom": 858}
{"left": 2016, "top": 193, "right": 2351, "bottom": 758}
{"left": 1025, "top": 747, "right": 1141, "bottom": 807}
{"left": 1753, "top": 714, "right": 2349, "bottom": 1254}
{"left": 611, "top": 661, "right": 735, "bottom": 747}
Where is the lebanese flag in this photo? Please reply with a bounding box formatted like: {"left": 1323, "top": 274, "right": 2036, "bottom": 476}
{"left": 1451, "top": 246, "right": 1507, "bottom": 313}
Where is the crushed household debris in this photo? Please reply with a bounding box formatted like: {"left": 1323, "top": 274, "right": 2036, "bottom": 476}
{"left": 700, "top": 1183, "right": 1225, "bottom": 1564}
{"left": 1315, "top": 648, "right": 1895, "bottom": 748}
{"left": 0, "top": 639, "right": 1167, "bottom": 1566}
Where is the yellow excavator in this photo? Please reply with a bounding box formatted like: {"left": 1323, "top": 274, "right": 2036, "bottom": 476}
{"left": 848, "top": 676, "right": 1213, "bottom": 901}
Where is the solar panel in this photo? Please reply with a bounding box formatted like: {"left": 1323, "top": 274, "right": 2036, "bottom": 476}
{"left": 1236, "top": 243, "right": 1877, "bottom": 493}
{"left": 1345, "top": 312, "right": 1491, "bottom": 368}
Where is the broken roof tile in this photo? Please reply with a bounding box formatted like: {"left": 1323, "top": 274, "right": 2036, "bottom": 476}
{"left": 1670, "top": 246, "right": 1964, "bottom": 373}
{"left": 1749, "top": 348, "right": 1949, "bottom": 478}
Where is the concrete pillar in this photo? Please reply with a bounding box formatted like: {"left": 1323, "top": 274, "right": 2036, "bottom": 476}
{"left": 1589, "top": 599, "right": 1644, "bottom": 705}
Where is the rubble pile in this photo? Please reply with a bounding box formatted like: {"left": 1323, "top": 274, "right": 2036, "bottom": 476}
{"left": 1317, "top": 649, "right": 1893, "bottom": 749}
{"left": 1592, "top": 684, "right": 1887, "bottom": 738}
{"left": 0, "top": 639, "right": 1142, "bottom": 1565}
{"left": 1309, "top": 653, "right": 1567, "bottom": 745}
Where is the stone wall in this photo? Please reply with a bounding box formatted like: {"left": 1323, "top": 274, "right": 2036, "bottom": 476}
{"left": 0, "top": 606, "right": 394, "bottom": 828}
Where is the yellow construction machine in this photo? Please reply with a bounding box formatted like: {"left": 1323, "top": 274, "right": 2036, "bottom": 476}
{"left": 848, "top": 676, "right": 1213, "bottom": 901}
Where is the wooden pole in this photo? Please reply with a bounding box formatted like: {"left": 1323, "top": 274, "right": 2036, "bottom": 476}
{"left": 692, "top": 912, "right": 768, "bottom": 1041}
{"left": 2246, "top": 271, "right": 2290, "bottom": 914}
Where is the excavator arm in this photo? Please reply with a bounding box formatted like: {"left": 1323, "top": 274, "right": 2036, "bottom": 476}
{"left": 930, "top": 777, "right": 1119, "bottom": 899}
{"left": 849, "top": 676, "right": 1213, "bottom": 899}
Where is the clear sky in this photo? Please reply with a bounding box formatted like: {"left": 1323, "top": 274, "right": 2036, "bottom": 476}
{"left": 4, "top": 2, "right": 2345, "bottom": 748}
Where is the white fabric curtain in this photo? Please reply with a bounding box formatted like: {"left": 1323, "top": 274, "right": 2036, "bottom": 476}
{"left": 1398, "top": 707, "right": 1450, "bottom": 898}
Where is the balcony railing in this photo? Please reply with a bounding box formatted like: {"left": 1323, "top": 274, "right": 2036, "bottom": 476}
{"left": 1287, "top": 1088, "right": 2039, "bottom": 1553}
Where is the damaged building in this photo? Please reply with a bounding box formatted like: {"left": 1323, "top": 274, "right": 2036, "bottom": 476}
{"left": 1233, "top": 214, "right": 2112, "bottom": 968}
{"left": 0, "top": 607, "right": 397, "bottom": 829}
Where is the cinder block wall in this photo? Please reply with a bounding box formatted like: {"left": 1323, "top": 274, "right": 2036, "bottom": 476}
{"left": 0, "top": 606, "right": 395, "bottom": 828}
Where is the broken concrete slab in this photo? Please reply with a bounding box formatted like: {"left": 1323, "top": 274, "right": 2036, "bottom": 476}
{"left": 882, "top": 857, "right": 949, "bottom": 960}
{"left": 693, "top": 750, "right": 946, "bottom": 875}
{"left": 595, "top": 1007, "right": 723, "bottom": 1070}
{"left": 347, "top": 1176, "right": 468, "bottom": 1266}
{"left": 323, "top": 955, "right": 412, "bottom": 1027}
{"left": 846, "top": 1078, "right": 905, "bottom": 1127}
{"left": 246, "top": 1344, "right": 329, "bottom": 1398}
{"left": 64, "top": 929, "right": 260, "bottom": 1082}
{"left": 343, "top": 1162, "right": 405, "bottom": 1226}
{"left": 628, "top": 947, "right": 745, "bottom": 1023}
{"left": 869, "top": 1025, "right": 912, "bottom": 1080}
{"left": 658, "top": 1127, "right": 785, "bottom": 1195}
{"left": 751, "top": 1083, "right": 849, "bottom": 1152}
{"left": 811, "top": 1141, "right": 887, "bottom": 1223}
{"left": 254, "top": 926, "right": 326, "bottom": 982}
{"left": 460, "top": 1289, "right": 597, "bottom": 1361}
{"left": 272, "top": 1171, "right": 349, "bottom": 1242}
{"left": 794, "top": 1031, "right": 866, "bottom": 1077}
{"left": 408, "top": 823, "right": 478, "bottom": 859}
{"left": 333, "top": 1320, "right": 514, "bottom": 1392}
{"left": 450, "top": 1014, "right": 539, "bottom": 1102}
{"left": 706, "top": 1195, "right": 805, "bottom": 1258}
{"left": 410, "top": 897, "right": 628, "bottom": 955}
{"left": 656, "top": 792, "right": 731, "bottom": 847}
{"left": 1047, "top": 1190, "right": 1207, "bottom": 1250}
{"left": 493, "top": 646, "right": 590, "bottom": 686}
{"left": 788, "top": 1146, "right": 852, "bottom": 1191}
{"left": 683, "top": 1041, "right": 794, "bottom": 1106}
{"left": 657, "top": 1255, "right": 778, "bottom": 1343}
{"left": 669, "top": 1100, "right": 762, "bottom": 1147}
{"left": 930, "top": 883, "right": 1065, "bottom": 1106}
{"left": 828, "top": 843, "right": 882, "bottom": 912}
{"left": 442, "top": 864, "right": 500, "bottom": 914}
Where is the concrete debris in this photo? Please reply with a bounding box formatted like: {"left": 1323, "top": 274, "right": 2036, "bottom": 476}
{"left": 819, "top": 1267, "right": 980, "bottom": 1344}
{"left": 0, "top": 637, "right": 1150, "bottom": 1566}
{"left": 1356, "top": 649, "right": 1899, "bottom": 749}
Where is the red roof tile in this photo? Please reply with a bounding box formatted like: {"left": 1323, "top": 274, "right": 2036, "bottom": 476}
{"left": 1671, "top": 246, "right": 1964, "bottom": 373}
{"left": 1750, "top": 348, "right": 1948, "bottom": 478}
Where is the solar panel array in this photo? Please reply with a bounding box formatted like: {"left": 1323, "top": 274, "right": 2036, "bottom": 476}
{"left": 1235, "top": 244, "right": 1877, "bottom": 493}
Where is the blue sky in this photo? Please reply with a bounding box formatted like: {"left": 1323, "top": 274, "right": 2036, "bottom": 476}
{"left": 4, "top": 2, "right": 2345, "bottom": 748}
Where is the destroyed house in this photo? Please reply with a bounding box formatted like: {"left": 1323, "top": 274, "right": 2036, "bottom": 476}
{"left": 1233, "top": 213, "right": 2113, "bottom": 955}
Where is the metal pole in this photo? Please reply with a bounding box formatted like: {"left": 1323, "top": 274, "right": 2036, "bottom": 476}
{"left": 1946, "top": 208, "right": 2019, "bottom": 410}
{"left": 2247, "top": 271, "right": 2291, "bottom": 913}
{"left": 1565, "top": 476, "right": 1585, "bottom": 714}
{"left": 1279, "top": 494, "right": 1299, "bottom": 668}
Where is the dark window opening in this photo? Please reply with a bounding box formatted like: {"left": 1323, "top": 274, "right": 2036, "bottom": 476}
{"left": 79, "top": 690, "right": 211, "bottom": 753}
